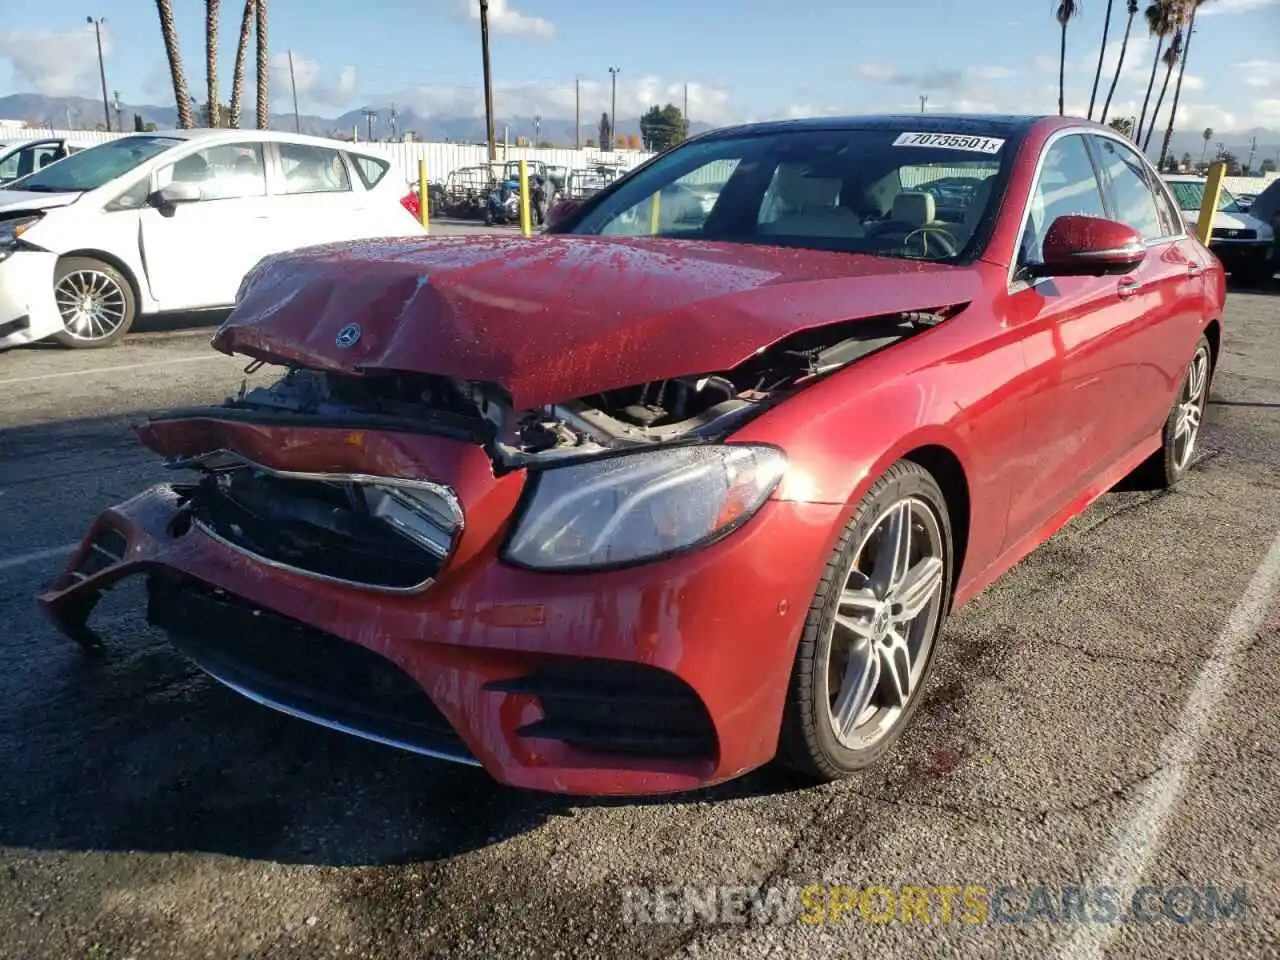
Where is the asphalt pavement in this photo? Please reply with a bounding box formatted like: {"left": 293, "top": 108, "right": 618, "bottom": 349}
{"left": 0, "top": 284, "right": 1277, "bottom": 959}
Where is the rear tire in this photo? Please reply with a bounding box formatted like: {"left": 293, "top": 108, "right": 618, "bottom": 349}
{"left": 50, "top": 256, "right": 136, "bottom": 349}
{"left": 1132, "top": 334, "right": 1213, "bottom": 489}
{"left": 777, "top": 460, "right": 953, "bottom": 781}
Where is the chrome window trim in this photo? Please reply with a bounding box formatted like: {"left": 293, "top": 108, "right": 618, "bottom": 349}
{"left": 1007, "top": 126, "right": 1188, "bottom": 293}
{"left": 172, "top": 448, "right": 465, "bottom": 595}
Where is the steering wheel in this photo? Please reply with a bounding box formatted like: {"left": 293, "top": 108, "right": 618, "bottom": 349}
{"left": 901, "top": 225, "right": 959, "bottom": 257}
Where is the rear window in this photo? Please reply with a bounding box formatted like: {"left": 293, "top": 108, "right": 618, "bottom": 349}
{"left": 348, "top": 153, "right": 390, "bottom": 189}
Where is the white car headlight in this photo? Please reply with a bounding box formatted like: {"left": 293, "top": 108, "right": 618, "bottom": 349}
{"left": 504, "top": 444, "right": 788, "bottom": 570}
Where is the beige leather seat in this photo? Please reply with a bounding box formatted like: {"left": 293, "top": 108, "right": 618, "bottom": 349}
{"left": 889, "top": 191, "right": 944, "bottom": 228}
{"left": 760, "top": 166, "right": 865, "bottom": 238}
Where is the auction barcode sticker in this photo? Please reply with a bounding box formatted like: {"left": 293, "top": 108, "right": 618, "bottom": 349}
{"left": 892, "top": 132, "right": 1006, "bottom": 154}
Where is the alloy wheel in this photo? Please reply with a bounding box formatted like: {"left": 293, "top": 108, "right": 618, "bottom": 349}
{"left": 54, "top": 269, "right": 129, "bottom": 343}
{"left": 1173, "top": 343, "right": 1210, "bottom": 471}
{"left": 823, "top": 497, "right": 947, "bottom": 750}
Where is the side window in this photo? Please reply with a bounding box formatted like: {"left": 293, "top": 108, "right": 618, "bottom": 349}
{"left": 278, "top": 143, "right": 351, "bottom": 195}
{"left": 598, "top": 159, "right": 739, "bottom": 236}
{"left": 1018, "top": 134, "right": 1109, "bottom": 265}
{"left": 1092, "top": 136, "right": 1164, "bottom": 241}
{"left": 348, "top": 153, "right": 389, "bottom": 189}
{"left": 1151, "top": 178, "right": 1185, "bottom": 237}
{"left": 155, "top": 142, "right": 268, "bottom": 200}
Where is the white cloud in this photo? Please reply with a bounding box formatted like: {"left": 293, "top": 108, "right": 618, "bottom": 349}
{"left": 1239, "top": 60, "right": 1280, "bottom": 89}
{"left": 461, "top": 0, "right": 554, "bottom": 38}
{"left": 1181, "top": 74, "right": 1206, "bottom": 93}
{"left": 855, "top": 63, "right": 1017, "bottom": 90}
{"left": 269, "top": 53, "right": 359, "bottom": 109}
{"left": 0, "top": 25, "right": 108, "bottom": 98}
{"left": 1200, "top": 0, "right": 1278, "bottom": 15}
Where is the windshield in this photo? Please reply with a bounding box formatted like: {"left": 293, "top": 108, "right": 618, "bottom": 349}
{"left": 5, "top": 135, "right": 180, "bottom": 193}
{"left": 563, "top": 126, "right": 1018, "bottom": 262}
{"left": 1166, "top": 180, "right": 1242, "bottom": 215}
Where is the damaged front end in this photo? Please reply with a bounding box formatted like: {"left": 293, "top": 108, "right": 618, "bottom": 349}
{"left": 35, "top": 303, "right": 954, "bottom": 791}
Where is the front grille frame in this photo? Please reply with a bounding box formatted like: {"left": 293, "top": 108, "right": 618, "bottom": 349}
{"left": 171, "top": 449, "right": 464, "bottom": 595}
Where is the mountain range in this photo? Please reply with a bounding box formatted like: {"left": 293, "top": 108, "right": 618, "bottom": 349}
{"left": 2, "top": 92, "right": 1277, "bottom": 166}
{"left": 0, "top": 93, "right": 713, "bottom": 146}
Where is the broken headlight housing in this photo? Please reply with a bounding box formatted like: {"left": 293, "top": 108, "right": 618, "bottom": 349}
{"left": 503, "top": 444, "right": 787, "bottom": 570}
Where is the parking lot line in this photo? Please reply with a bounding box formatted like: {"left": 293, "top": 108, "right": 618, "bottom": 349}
{"left": 0, "top": 543, "right": 77, "bottom": 573}
{"left": 0, "top": 354, "right": 222, "bottom": 388}
{"left": 1052, "top": 527, "right": 1280, "bottom": 960}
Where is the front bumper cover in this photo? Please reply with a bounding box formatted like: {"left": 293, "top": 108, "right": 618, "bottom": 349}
{"left": 39, "top": 484, "right": 842, "bottom": 795}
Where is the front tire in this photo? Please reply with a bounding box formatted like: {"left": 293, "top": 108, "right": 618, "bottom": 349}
{"left": 51, "top": 256, "right": 136, "bottom": 349}
{"left": 777, "top": 459, "right": 953, "bottom": 781}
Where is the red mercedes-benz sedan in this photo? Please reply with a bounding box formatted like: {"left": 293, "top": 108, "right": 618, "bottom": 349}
{"left": 40, "top": 115, "right": 1225, "bottom": 795}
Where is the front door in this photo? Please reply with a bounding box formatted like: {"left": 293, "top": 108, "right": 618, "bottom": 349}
{"left": 139, "top": 141, "right": 275, "bottom": 310}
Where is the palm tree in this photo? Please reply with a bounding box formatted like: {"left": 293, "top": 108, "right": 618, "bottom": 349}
{"left": 228, "top": 0, "right": 255, "bottom": 128}
{"left": 1158, "top": 0, "right": 1208, "bottom": 167}
{"left": 1055, "top": 0, "right": 1081, "bottom": 116}
{"left": 1089, "top": 0, "right": 1116, "bottom": 119}
{"left": 205, "top": 0, "right": 221, "bottom": 127}
{"left": 1101, "top": 0, "right": 1140, "bottom": 123}
{"left": 1143, "top": 26, "right": 1182, "bottom": 151}
{"left": 1200, "top": 126, "right": 1213, "bottom": 162}
{"left": 1136, "top": 0, "right": 1175, "bottom": 147}
{"left": 155, "top": 0, "right": 194, "bottom": 129}
{"left": 255, "top": 0, "right": 269, "bottom": 129}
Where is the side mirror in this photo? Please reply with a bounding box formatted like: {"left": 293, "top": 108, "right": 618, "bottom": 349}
{"left": 544, "top": 197, "right": 584, "bottom": 231}
{"left": 153, "top": 181, "right": 202, "bottom": 205}
{"left": 1031, "top": 214, "right": 1146, "bottom": 278}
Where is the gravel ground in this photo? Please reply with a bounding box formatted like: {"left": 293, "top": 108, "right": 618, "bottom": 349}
{"left": 0, "top": 281, "right": 1277, "bottom": 960}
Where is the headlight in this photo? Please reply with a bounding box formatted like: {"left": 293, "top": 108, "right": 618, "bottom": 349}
{"left": 503, "top": 444, "right": 787, "bottom": 570}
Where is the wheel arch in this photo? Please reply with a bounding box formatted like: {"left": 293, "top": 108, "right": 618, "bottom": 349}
{"left": 1203, "top": 317, "right": 1221, "bottom": 375}
{"left": 901, "top": 443, "right": 971, "bottom": 605}
{"left": 57, "top": 249, "right": 144, "bottom": 312}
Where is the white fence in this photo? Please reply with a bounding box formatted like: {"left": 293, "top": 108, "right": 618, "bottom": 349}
{"left": 8, "top": 125, "right": 1277, "bottom": 198}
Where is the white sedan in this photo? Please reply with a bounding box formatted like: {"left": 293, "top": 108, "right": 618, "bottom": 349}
{"left": 0, "top": 129, "right": 424, "bottom": 349}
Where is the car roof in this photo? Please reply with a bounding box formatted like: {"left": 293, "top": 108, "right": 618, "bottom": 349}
{"left": 108, "top": 127, "right": 390, "bottom": 159}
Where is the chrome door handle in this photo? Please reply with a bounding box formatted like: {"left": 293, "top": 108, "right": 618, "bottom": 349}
{"left": 1117, "top": 278, "right": 1140, "bottom": 299}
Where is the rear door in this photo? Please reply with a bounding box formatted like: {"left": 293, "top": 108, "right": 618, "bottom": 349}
{"left": 1088, "top": 134, "right": 1206, "bottom": 454}
{"left": 1003, "top": 131, "right": 1140, "bottom": 548}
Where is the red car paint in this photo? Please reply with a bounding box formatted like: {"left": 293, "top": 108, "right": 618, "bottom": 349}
{"left": 40, "top": 116, "right": 1226, "bottom": 796}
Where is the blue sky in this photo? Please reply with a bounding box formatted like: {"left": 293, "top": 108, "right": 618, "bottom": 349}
{"left": 1, "top": 0, "right": 1277, "bottom": 131}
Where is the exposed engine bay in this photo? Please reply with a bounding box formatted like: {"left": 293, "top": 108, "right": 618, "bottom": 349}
{"left": 217, "top": 310, "right": 952, "bottom": 470}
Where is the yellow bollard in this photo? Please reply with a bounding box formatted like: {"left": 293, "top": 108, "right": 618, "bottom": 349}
{"left": 518, "top": 159, "right": 533, "bottom": 237}
{"left": 649, "top": 191, "right": 661, "bottom": 234}
{"left": 418, "top": 158, "right": 430, "bottom": 233}
{"left": 1195, "top": 161, "right": 1226, "bottom": 245}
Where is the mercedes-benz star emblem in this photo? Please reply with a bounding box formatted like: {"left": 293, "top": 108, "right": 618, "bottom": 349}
{"left": 335, "top": 323, "right": 362, "bottom": 348}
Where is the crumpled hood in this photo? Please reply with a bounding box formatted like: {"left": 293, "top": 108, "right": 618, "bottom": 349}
{"left": 0, "top": 189, "right": 81, "bottom": 214}
{"left": 215, "top": 234, "right": 979, "bottom": 409}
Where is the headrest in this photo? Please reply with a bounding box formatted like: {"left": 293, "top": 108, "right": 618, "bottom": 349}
{"left": 891, "top": 191, "right": 936, "bottom": 225}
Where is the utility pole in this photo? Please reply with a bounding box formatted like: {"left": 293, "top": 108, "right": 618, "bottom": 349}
{"left": 533, "top": 114, "right": 540, "bottom": 145}
{"left": 608, "top": 66, "right": 620, "bottom": 152}
{"left": 87, "top": 17, "right": 111, "bottom": 131}
{"left": 112, "top": 90, "right": 123, "bottom": 132}
{"left": 479, "top": 0, "right": 497, "bottom": 162}
{"left": 287, "top": 50, "right": 301, "bottom": 133}
{"left": 390, "top": 102, "right": 398, "bottom": 141}
{"left": 362, "top": 107, "right": 377, "bottom": 142}
{"left": 1246, "top": 136, "right": 1258, "bottom": 172}
{"left": 574, "top": 77, "right": 580, "bottom": 149}
{"left": 683, "top": 82, "right": 688, "bottom": 125}
{"left": 919, "top": 95, "right": 928, "bottom": 113}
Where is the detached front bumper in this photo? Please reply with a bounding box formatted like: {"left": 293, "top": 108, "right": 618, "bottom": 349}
{"left": 0, "top": 250, "right": 60, "bottom": 348}
{"left": 39, "top": 484, "right": 841, "bottom": 796}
